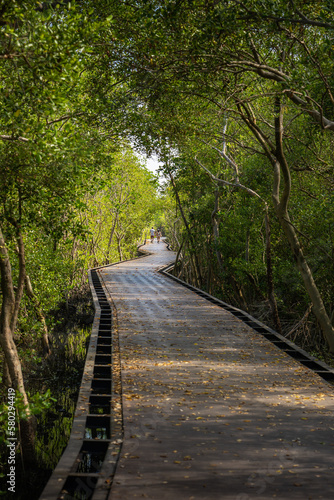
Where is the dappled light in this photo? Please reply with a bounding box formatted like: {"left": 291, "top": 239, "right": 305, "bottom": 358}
{"left": 97, "top": 242, "right": 334, "bottom": 499}
{"left": 1, "top": 1, "right": 334, "bottom": 499}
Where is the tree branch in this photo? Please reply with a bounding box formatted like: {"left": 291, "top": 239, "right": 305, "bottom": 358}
{"left": 285, "top": 90, "right": 334, "bottom": 130}
{"left": 227, "top": 61, "right": 288, "bottom": 82}
{"left": 194, "top": 157, "right": 263, "bottom": 200}
{"left": 0, "top": 134, "right": 29, "bottom": 143}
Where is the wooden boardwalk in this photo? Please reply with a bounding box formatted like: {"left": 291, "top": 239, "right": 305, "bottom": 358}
{"left": 41, "top": 241, "right": 334, "bottom": 500}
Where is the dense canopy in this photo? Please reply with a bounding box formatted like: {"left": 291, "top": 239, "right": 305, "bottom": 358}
{"left": 1, "top": 1, "right": 334, "bottom": 496}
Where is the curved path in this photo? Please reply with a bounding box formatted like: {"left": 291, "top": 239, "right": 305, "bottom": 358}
{"left": 100, "top": 241, "right": 334, "bottom": 500}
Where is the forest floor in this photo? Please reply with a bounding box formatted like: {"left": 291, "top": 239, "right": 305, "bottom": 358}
{"left": 99, "top": 240, "right": 334, "bottom": 500}
{"left": 0, "top": 286, "right": 94, "bottom": 500}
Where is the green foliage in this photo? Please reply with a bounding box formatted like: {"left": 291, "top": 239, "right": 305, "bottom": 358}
{"left": 0, "top": 389, "right": 55, "bottom": 449}
{"left": 104, "top": 0, "right": 334, "bottom": 351}
{"left": 0, "top": 3, "right": 166, "bottom": 493}
{"left": 2, "top": 0, "right": 334, "bottom": 492}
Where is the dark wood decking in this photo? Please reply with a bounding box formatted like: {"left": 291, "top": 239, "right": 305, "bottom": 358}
{"left": 41, "top": 241, "right": 334, "bottom": 500}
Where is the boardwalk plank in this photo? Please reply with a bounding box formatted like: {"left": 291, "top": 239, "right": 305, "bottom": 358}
{"left": 99, "top": 241, "right": 334, "bottom": 500}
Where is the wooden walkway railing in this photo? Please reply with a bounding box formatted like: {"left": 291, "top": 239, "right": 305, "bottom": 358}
{"left": 40, "top": 269, "right": 123, "bottom": 500}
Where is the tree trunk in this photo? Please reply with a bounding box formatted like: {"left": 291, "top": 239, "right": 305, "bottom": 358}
{"left": 168, "top": 170, "right": 203, "bottom": 286}
{"left": 0, "top": 228, "right": 29, "bottom": 398}
{"left": 116, "top": 232, "right": 123, "bottom": 261}
{"left": 211, "top": 188, "right": 224, "bottom": 272}
{"left": 71, "top": 237, "right": 77, "bottom": 261}
{"left": 19, "top": 417, "right": 37, "bottom": 469}
{"left": 0, "top": 226, "right": 37, "bottom": 467}
{"left": 230, "top": 274, "right": 248, "bottom": 311}
{"left": 106, "top": 214, "right": 118, "bottom": 263}
{"left": 174, "top": 237, "right": 185, "bottom": 277}
{"left": 239, "top": 97, "right": 334, "bottom": 352}
{"left": 25, "top": 275, "right": 51, "bottom": 357}
{"left": 273, "top": 99, "right": 334, "bottom": 351}
{"left": 264, "top": 207, "right": 282, "bottom": 333}
{"left": 275, "top": 203, "right": 334, "bottom": 351}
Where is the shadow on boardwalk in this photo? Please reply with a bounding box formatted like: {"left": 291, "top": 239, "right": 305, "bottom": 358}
{"left": 99, "top": 241, "right": 334, "bottom": 500}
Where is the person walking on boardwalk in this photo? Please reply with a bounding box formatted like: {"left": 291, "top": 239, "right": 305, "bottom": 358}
{"left": 157, "top": 229, "right": 162, "bottom": 243}
{"left": 150, "top": 227, "right": 155, "bottom": 243}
